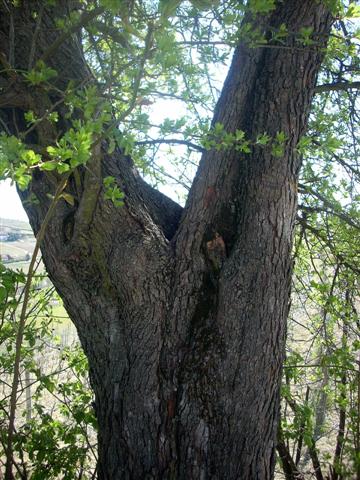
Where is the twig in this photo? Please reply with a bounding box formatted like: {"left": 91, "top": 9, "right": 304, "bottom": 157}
{"left": 28, "top": 5, "right": 44, "bottom": 70}
{"left": 8, "top": 5, "right": 14, "bottom": 67}
{"left": 298, "top": 204, "right": 360, "bottom": 231}
{"left": 135, "top": 138, "right": 205, "bottom": 153}
{"left": 20, "top": 97, "right": 66, "bottom": 140}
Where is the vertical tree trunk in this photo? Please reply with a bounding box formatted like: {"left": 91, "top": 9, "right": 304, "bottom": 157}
{"left": 0, "top": 1, "right": 333, "bottom": 478}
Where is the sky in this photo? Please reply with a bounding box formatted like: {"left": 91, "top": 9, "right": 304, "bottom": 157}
{"left": 0, "top": 179, "right": 28, "bottom": 221}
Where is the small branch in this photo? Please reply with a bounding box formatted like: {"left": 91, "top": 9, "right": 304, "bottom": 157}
{"left": 299, "top": 184, "right": 360, "bottom": 230}
{"left": 20, "top": 96, "right": 65, "bottom": 140}
{"left": 283, "top": 394, "right": 324, "bottom": 480}
{"left": 8, "top": 5, "right": 14, "bottom": 67}
{"left": 0, "top": 52, "right": 17, "bottom": 80}
{"left": 284, "top": 364, "right": 359, "bottom": 373}
{"left": 40, "top": 6, "right": 105, "bottom": 64}
{"left": 92, "top": 22, "right": 154, "bottom": 145}
{"left": 314, "top": 81, "right": 360, "bottom": 93}
{"left": 114, "top": 22, "right": 154, "bottom": 123}
{"left": 313, "top": 139, "right": 360, "bottom": 181}
{"left": 295, "top": 386, "right": 310, "bottom": 465}
{"left": 135, "top": 138, "right": 205, "bottom": 153}
{"left": 88, "top": 20, "right": 130, "bottom": 49}
{"left": 28, "top": 5, "right": 44, "bottom": 70}
{"left": 356, "top": 355, "right": 360, "bottom": 480}
{"left": 176, "top": 40, "right": 232, "bottom": 47}
{"left": 148, "top": 162, "right": 191, "bottom": 191}
{"left": 331, "top": 372, "right": 346, "bottom": 480}
{"left": 298, "top": 204, "right": 360, "bottom": 231}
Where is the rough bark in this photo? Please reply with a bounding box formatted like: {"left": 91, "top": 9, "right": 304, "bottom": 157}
{"left": 0, "top": 1, "right": 333, "bottom": 479}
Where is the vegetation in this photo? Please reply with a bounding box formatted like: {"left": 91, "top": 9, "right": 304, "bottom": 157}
{"left": 0, "top": 264, "right": 96, "bottom": 478}
{"left": 0, "top": 0, "right": 359, "bottom": 478}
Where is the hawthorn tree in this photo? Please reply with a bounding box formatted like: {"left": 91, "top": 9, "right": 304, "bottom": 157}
{"left": 0, "top": 0, "right": 359, "bottom": 478}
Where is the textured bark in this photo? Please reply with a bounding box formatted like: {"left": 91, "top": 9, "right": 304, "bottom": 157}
{"left": 0, "top": 1, "right": 333, "bottom": 479}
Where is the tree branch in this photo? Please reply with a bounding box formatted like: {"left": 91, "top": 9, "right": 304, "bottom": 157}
{"left": 296, "top": 216, "right": 360, "bottom": 274}
{"left": 40, "top": 6, "right": 105, "bottom": 64}
{"left": 277, "top": 430, "right": 305, "bottom": 480}
{"left": 135, "top": 138, "right": 205, "bottom": 153}
{"left": 298, "top": 204, "right": 360, "bottom": 230}
{"left": 298, "top": 184, "right": 360, "bottom": 230}
{"left": 314, "top": 81, "right": 360, "bottom": 93}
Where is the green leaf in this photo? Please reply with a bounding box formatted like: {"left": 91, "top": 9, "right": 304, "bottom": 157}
{"left": 271, "top": 131, "right": 287, "bottom": 157}
{"left": 16, "top": 173, "right": 31, "bottom": 190}
{"left": 24, "top": 111, "right": 37, "bottom": 125}
{"left": 159, "top": 0, "right": 182, "bottom": 18}
{"left": 191, "top": 0, "right": 220, "bottom": 9}
{"left": 235, "top": 129, "right": 245, "bottom": 141}
{"left": 21, "top": 149, "right": 41, "bottom": 166}
{"left": 41, "top": 161, "right": 57, "bottom": 171}
{"left": 24, "top": 61, "right": 57, "bottom": 86}
{"left": 345, "top": 4, "right": 360, "bottom": 18}
{"left": 108, "top": 137, "right": 116, "bottom": 154}
{"left": 56, "top": 162, "right": 70, "bottom": 173}
{"left": 103, "top": 176, "right": 124, "bottom": 207}
{"left": 256, "top": 133, "right": 270, "bottom": 145}
{"left": 297, "top": 26, "right": 315, "bottom": 46}
{"left": 0, "top": 285, "right": 7, "bottom": 304}
{"left": 248, "top": 0, "right": 276, "bottom": 14}
{"left": 61, "top": 193, "right": 75, "bottom": 206}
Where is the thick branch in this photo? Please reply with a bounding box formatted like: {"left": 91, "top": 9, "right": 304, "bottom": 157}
{"left": 277, "top": 426, "right": 305, "bottom": 480}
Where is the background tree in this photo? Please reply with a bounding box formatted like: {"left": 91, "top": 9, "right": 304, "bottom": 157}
{"left": 0, "top": 0, "right": 358, "bottom": 478}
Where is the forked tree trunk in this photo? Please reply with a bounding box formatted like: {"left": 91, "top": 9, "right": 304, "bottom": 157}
{"left": 0, "top": 1, "right": 332, "bottom": 478}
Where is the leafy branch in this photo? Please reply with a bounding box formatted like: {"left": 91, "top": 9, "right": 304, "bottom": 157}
{"left": 5, "top": 173, "right": 70, "bottom": 479}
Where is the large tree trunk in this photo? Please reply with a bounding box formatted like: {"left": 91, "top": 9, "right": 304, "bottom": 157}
{"left": 0, "top": 1, "right": 332, "bottom": 478}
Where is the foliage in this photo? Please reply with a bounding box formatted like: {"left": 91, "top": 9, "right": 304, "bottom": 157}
{"left": 0, "top": 262, "right": 96, "bottom": 478}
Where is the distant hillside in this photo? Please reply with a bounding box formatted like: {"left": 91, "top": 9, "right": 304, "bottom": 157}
{"left": 0, "top": 217, "right": 32, "bottom": 234}
{"left": 0, "top": 217, "right": 35, "bottom": 266}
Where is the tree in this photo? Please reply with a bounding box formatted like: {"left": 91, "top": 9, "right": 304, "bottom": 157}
{"left": 0, "top": 0, "right": 358, "bottom": 478}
